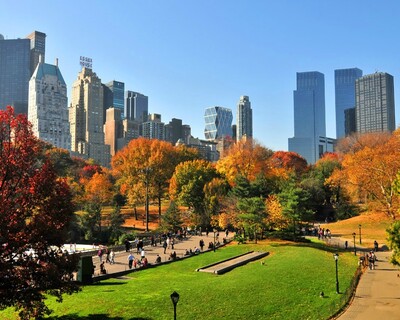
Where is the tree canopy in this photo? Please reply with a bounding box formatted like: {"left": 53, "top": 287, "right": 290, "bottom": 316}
{"left": 0, "top": 107, "right": 80, "bottom": 319}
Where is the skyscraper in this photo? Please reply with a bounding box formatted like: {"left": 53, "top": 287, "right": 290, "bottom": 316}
{"left": 288, "top": 71, "right": 327, "bottom": 164}
{"left": 0, "top": 31, "right": 46, "bottom": 114}
{"left": 26, "top": 31, "right": 46, "bottom": 76}
{"left": 141, "top": 113, "right": 165, "bottom": 140}
{"left": 28, "top": 57, "right": 70, "bottom": 150}
{"left": 355, "top": 72, "right": 395, "bottom": 134}
{"left": 334, "top": 68, "right": 363, "bottom": 139}
{"left": 236, "top": 95, "right": 253, "bottom": 141}
{"left": 103, "top": 80, "right": 125, "bottom": 120}
{"left": 69, "top": 67, "right": 110, "bottom": 167}
{"left": 204, "top": 106, "right": 233, "bottom": 141}
{"left": 125, "top": 91, "right": 148, "bottom": 122}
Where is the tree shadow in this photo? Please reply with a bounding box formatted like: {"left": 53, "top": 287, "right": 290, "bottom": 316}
{"left": 47, "top": 314, "right": 153, "bottom": 320}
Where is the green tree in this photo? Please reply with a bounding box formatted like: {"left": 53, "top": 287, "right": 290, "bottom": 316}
{"left": 387, "top": 221, "right": 400, "bottom": 266}
{"left": 170, "top": 159, "right": 219, "bottom": 226}
{"left": 160, "top": 201, "right": 184, "bottom": 232}
{"left": 80, "top": 202, "right": 102, "bottom": 241}
{"left": 108, "top": 206, "right": 125, "bottom": 244}
{"left": 278, "top": 177, "right": 314, "bottom": 238}
{"left": 237, "top": 197, "right": 267, "bottom": 243}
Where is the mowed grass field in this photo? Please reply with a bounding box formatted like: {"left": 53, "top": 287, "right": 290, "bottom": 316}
{"left": 2, "top": 241, "right": 359, "bottom": 320}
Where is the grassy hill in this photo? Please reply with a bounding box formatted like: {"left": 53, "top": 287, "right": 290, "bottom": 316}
{"left": 321, "top": 212, "right": 394, "bottom": 249}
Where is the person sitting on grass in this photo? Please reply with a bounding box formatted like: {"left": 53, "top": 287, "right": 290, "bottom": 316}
{"left": 155, "top": 254, "right": 162, "bottom": 264}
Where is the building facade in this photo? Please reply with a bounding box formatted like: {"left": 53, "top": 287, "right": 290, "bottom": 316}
{"left": 334, "top": 68, "right": 363, "bottom": 139}
{"left": 0, "top": 31, "right": 46, "bottom": 114}
{"left": 355, "top": 72, "right": 396, "bottom": 134}
{"left": 69, "top": 67, "right": 110, "bottom": 167}
{"left": 125, "top": 91, "right": 148, "bottom": 122}
{"left": 236, "top": 95, "right": 253, "bottom": 141}
{"left": 141, "top": 113, "right": 165, "bottom": 140}
{"left": 288, "top": 71, "right": 327, "bottom": 164}
{"left": 204, "top": 106, "right": 233, "bottom": 141}
{"left": 28, "top": 58, "right": 70, "bottom": 150}
{"left": 103, "top": 80, "right": 125, "bottom": 121}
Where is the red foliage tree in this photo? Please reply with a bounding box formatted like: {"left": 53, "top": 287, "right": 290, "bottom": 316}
{"left": 0, "top": 107, "right": 80, "bottom": 319}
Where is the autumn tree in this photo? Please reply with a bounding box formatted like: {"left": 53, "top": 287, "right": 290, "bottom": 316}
{"left": 0, "top": 107, "right": 80, "bottom": 319}
{"left": 112, "top": 138, "right": 198, "bottom": 226}
{"left": 329, "top": 130, "right": 400, "bottom": 219}
{"left": 169, "top": 159, "right": 219, "bottom": 226}
{"left": 216, "top": 139, "right": 273, "bottom": 185}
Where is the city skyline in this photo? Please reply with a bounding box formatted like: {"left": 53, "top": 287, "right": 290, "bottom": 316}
{"left": 2, "top": 1, "right": 400, "bottom": 151}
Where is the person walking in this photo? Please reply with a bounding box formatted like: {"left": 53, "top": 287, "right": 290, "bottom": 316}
{"left": 128, "top": 253, "right": 135, "bottom": 269}
{"left": 109, "top": 250, "right": 115, "bottom": 264}
{"left": 163, "top": 240, "right": 167, "bottom": 254}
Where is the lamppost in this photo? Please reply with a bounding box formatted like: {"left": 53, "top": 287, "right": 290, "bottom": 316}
{"left": 358, "top": 224, "right": 362, "bottom": 245}
{"left": 170, "top": 291, "right": 180, "bottom": 320}
{"left": 333, "top": 253, "right": 339, "bottom": 294}
{"left": 142, "top": 167, "right": 152, "bottom": 232}
{"left": 213, "top": 229, "right": 217, "bottom": 252}
{"left": 352, "top": 232, "right": 356, "bottom": 256}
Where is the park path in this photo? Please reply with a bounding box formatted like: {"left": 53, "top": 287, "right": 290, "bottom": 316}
{"left": 336, "top": 249, "right": 400, "bottom": 320}
{"left": 91, "top": 233, "right": 224, "bottom": 276}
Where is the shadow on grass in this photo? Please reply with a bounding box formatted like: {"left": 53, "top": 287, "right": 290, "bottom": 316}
{"left": 47, "top": 314, "right": 152, "bottom": 320}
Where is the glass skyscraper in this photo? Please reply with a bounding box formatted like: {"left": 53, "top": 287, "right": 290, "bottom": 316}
{"left": 334, "top": 68, "right": 363, "bottom": 139}
{"left": 288, "top": 71, "right": 326, "bottom": 164}
{"left": 0, "top": 31, "right": 46, "bottom": 114}
{"left": 355, "top": 72, "right": 395, "bottom": 134}
{"left": 204, "top": 106, "right": 233, "bottom": 140}
{"left": 236, "top": 95, "right": 253, "bottom": 141}
{"left": 125, "top": 91, "right": 148, "bottom": 122}
{"left": 104, "top": 80, "right": 125, "bottom": 119}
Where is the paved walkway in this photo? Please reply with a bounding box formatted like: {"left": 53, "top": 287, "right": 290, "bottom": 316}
{"left": 91, "top": 233, "right": 225, "bottom": 277}
{"left": 337, "top": 249, "right": 400, "bottom": 320}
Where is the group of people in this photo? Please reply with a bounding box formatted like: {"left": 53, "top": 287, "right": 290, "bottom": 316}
{"left": 127, "top": 252, "right": 148, "bottom": 269}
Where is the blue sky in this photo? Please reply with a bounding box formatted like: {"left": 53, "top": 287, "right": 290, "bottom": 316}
{"left": 1, "top": 0, "right": 400, "bottom": 151}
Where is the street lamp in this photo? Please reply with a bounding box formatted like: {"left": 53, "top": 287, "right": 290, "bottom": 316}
{"left": 358, "top": 224, "right": 362, "bottom": 245}
{"left": 213, "top": 229, "right": 217, "bottom": 252}
{"left": 333, "top": 253, "right": 339, "bottom": 294}
{"left": 352, "top": 232, "right": 356, "bottom": 256}
{"left": 170, "top": 291, "right": 180, "bottom": 320}
{"left": 142, "top": 167, "right": 152, "bottom": 232}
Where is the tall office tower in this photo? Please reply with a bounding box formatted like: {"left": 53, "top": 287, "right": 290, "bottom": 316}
{"left": 344, "top": 107, "right": 356, "bottom": 136}
{"left": 28, "top": 58, "right": 70, "bottom": 150}
{"left": 125, "top": 91, "right": 148, "bottom": 122}
{"left": 355, "top": 72, "right": 395, "bottom": 134}
{"left": 0, "top": 31, "right": 46, "bottom": 114}
{"left": 141, "top": 113, "right": 165, "bottom": 140}
{"left": 26, "top": 31, "right": 46, "bottom": 76}
{"left": 0, "top": 34, "right": 30, "bottom": 113}
{"left": 69, "top": 67, "right": 111, "bottom": 167}
{"left": 104, "top": 108, "right": 124, "bottom": 156}
{"left": 236, "top": 95, "right": 253, "bottom": 141}
{"left": 334, "top": 68, "right": 363, "bottom": 139}
{"left": 204, "top": 106, "right": 233, "bottom": 141}
{"left": 103, "top": 80, "right": 125, "bottom": 121}
{"left": 165, "top": 118, "right": 184, "bottom": 145}
{"left": 288, "top": 71, "right": 327, "bottom": 164}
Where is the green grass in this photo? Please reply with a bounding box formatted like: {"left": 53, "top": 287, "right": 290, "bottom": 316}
{"left": 1, "top": 242, "right": 359, "bottom": 320}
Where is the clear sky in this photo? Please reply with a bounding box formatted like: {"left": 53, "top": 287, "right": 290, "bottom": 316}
{"left": 1, "top": 0, "right": 400, "bottom": 151}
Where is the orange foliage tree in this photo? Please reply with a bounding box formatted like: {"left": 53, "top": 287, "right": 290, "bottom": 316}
{"left": 216, "top": 139, "right": 273, "bottom": 185}
{"left": 329, "top": 130, "right": 400, "bottom": 219}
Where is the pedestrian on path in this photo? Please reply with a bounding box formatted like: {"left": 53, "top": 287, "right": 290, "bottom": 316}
{"left": 109, "top": 250, "right": 115, "bottom": 264}
{"left": 163, "top": 240, "right": 167, "bottom": 254}
{"left": 128, "top": 253, "right": 135, "bottom": 269}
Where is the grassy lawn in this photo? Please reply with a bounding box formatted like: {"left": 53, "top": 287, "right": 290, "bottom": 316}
{"left": 1, "top": 241, "right": 359, "bottom": 320}
{"left": 321, "top": 212, "right": 394, "bottom": 248}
